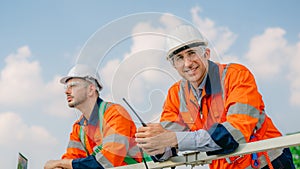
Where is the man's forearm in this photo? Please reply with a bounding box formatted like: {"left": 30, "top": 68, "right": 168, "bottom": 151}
{"left": 44, "top": 159, "right": 73, "bottom": 169}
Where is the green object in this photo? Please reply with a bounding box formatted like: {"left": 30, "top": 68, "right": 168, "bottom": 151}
{"left": 123, "top": 151, "right": 152, "bottom": 164}
{"left": 17, "top": 153, "right": 27, "bottom": 169}
{"left": 290, "top": 145, "right": 300, "bottom": 168}
{"left": 286, "top": 132, "right": 300, "bottom": 168}
{"left": 143, "top": 153, "right": 153, "bottom": 162}
{"left": 79, "top": 101, "right": 107, "bottom": 156}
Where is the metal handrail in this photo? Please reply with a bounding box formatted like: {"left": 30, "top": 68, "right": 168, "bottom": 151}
{"left": 111, "top": 133, "right": 300, "bottom": 169}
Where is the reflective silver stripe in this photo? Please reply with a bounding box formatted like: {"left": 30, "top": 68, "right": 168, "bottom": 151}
{"left": 95, "top": 152, "right": 114, "bottom": 168}
{"left": 244, "top": 148, "right": 283, "bottom": 169}
{"left": 94, "top": 135, "right": 131, "bottom": 168}
{"left": 179, "top": 79, "right": 188, "bottom": 112}
{"left": 227, "top": 103, "right": 260, "bottom": 118}
{"left": 94, "top": 103, "right": 130, "bottom": 168}
{"left": 221, "top": 64, "right": 231, "bottom": 100}
{"left": 127, "top": 144, "right": 140, "bottom": 157}
{"left": 67, "top": 140, "right": 86, "bottom": 152}
{"left": 227, "top": 103, "right": 266, "bottom": 131}
{"left": 98, "top": 102, "right": 112, "bottom": 138}
{"left": 160, "top": 121, "right": 188, "bottom": 132}
{"left": 102, "top": 134, "right": 129, "bottom": 150}
{"left": 222, "top": 122, "right": 246, "bottom": 143}
{"left": 256, "top": 110, "right": 266, "bottom": 130}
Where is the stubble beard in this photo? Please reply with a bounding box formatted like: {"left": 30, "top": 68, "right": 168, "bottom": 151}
{"left": 68, "top": 95, "right": 87, "bottom": 108}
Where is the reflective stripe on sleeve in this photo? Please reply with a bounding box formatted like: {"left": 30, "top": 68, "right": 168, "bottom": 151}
{"left": 227, "top": 102, "right": 266, "bottom": 131}
{"left": 161, "top": 121, "right": 188, "bottom": 132}
{"left": 67, "top": 140, "right": 86, "bottom": 152}
{"left": 227, "top": 103, "right": 260, "bottom": 118}
{"left": 102, "top": 134, "right": 129, "bottom": 150}
{"left": 127, "top": 144, "right": 140, "bottom": 157}
{"left": 256, "top": 110, "right": 266, "bottom": 130}
{"left": 93, "top": 133, "right": 130, "bottom": 167}
{"left": 222, "top": 122, "right": 246, "bottom": 144}
{"left": 94, "top": 152, "right": 114, "bottom": 168}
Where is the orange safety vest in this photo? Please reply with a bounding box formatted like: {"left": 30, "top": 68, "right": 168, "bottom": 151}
{"left": 160, "top": 61, "right": 283, "bottom": 169}
{"left": 62, "top": 99, "right": 144, "bottom": 168}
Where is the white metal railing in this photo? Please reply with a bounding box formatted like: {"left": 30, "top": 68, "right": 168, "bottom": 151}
{"left": 111, "top": 133, "right": 300, "bottom": 169}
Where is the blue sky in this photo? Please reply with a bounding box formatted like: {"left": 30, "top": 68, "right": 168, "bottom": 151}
{"left": 1, "top": 1, "right": 300, "bottom": 169}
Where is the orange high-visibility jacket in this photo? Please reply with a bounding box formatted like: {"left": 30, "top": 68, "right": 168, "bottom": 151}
{"left": 62, "top": 98, "right": 142, "bottom": 168}
{"left": 160, "top": 61, "right": 283, "bottom": 169}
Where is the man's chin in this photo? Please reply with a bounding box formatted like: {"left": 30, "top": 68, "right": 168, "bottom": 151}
{"left": 185, "top": 76, "right": 198, "bottom": 82}
{"left": 68, "top": 102, "right": 76, "bottom": 108}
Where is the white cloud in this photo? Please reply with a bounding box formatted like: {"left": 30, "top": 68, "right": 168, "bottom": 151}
{"left": 221, "top": 54, "right": 241, "bottom": 64}
{"left": 129, "top": 22, "right": 167, "bottom": 53}
{"left": 159, "top": 13, "right": 183, "bottom": 30}
{"left": 101, "top": 59, "right": 121, "bottom": 89}
{"left": 0, "top": 46, "right": 73, "bottom": 117}
{"left": 242, "top": 28, "right": 300, "bottom": 107}
{"left": 288, "top": 36, "right": 300, "bottom": 106}
{"left": 42, "top": 75, "right": 73, "bottom": 117}
{"left": 0, "top": 46, "right": 75, "bottom": 168}
{"left": 0, "top": 112, "right": 58, "bottom": 145}
{"left": 0, "top": 46, "right": 75, "bottom": 169}
{"left": 191, "top": 6, "right": 238, "bottom": 56}
{"left": 0, "top": 46, "right": 44, "bottom": 105}
{"left": 0, "top": 112, "right": 59, "bottom": 168}
{"left": 244, "top": 28, "right": 288, "bottom": 79}
{"left": 97, "top": 15, "right": 182, "bottom": 121}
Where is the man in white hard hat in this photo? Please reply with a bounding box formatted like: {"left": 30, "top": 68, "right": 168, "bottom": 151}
{"left": 44, "top": 64, "right": 146, "bottom": 169}
{"left": 135, "top": 25, "right": 295, "bottom": 168}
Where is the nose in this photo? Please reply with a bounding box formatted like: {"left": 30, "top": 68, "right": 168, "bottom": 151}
{"left": 183, "top": 56, "right": 193, "bottom": 67}
{"left": 65, "top": 87, "right": 71, "bottom": 95}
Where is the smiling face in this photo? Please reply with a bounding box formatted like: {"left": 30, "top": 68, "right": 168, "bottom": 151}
{"left": 171, "top": 46, "right": 210, "bottom": 88}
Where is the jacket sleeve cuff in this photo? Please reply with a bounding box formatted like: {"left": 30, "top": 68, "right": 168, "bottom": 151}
{"left": 207, "top": 123, "right": 239, "bottom": 155}
{"left": 72, "top": 155, "right": 104, "bottom": 169}
{"left": 176, "top": 131, "right": 196, "bottom": 151}
{"left": 176, "top": 130, "right": 221, "bottom": 152}
{"left": 152, "top": 147, "right": 175, "bottom": 162}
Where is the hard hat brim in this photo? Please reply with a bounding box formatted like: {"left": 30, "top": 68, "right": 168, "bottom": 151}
{"left": 60, "top": 75, "right": 103, "bottom": 92}
{"left": 60, "top": 76, "right": 84, "bottom": 84}
{"left": 167, "top": 40, "right": 207, "bottom": 60}
{"left": 60, "top": 76, "right": 71, "bottom": 84}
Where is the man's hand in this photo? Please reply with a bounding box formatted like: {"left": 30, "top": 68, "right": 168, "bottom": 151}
{"left": 44, "top": 159, "right": 73, "bottom": 169}
{"left": 135, "top": 123, "right": 178, "bottom": 155}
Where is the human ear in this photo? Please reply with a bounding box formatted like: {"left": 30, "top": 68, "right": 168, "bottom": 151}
{"left": 87, "top": 84, "right": 96, "bottom": 96}
{"left": 204, "top": 48, "right": 210, "bottom": 59}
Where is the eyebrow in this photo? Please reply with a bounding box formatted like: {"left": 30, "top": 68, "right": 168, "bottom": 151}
{"left": 186, "top": 48, "right": 197, "bottom": 52}
{"left": 175, "top": 48, "right": 197, "bottom": 57}
{"left": 170, "top": 42, "right": 205, "bottom": 57}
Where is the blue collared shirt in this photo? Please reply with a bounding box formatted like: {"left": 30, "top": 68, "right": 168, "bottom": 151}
{"left": 190, "top": 74, "right": 207, "bottom": 106}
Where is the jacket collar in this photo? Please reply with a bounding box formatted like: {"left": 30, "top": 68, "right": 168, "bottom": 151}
{"left": 204, "top": 61, "right": 222, "bottom": 95}
{"left": 79, "top": 97, "right": 103, "bottom": 126}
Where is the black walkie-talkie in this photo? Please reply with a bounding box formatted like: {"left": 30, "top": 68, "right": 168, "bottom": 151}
{"left": 122, "top": 98, "right": 149, "bottom": 169}
{"left": 122, "top": 98, "right": 147, "bottom": 127}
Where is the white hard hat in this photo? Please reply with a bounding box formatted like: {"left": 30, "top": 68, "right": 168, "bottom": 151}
{"left": 60, "top": 64, "right": 103, "bottom": 92}
{"left": 166, "top": 25, "right": 208, "bottom": 59}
